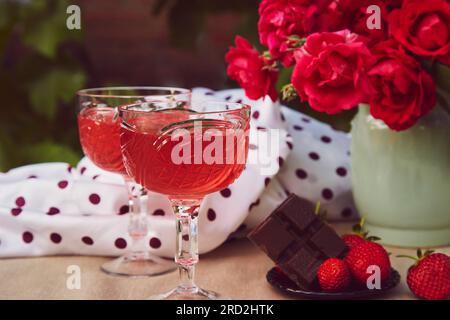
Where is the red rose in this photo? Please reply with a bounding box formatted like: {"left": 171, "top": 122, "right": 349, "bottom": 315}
{"left": 368, "top": 40, "right": 436, "bottom": 131}
{"left": 390, "top": 0, "right": 450, "bottom": 65}
{"left": 383, "top": 0, "right": 403, "bottom": 9}
{"left": 341, "top": 0, "right": 389, "bottom": 47}
{"left": 258, "top": 0, "right": 319, "bottom": 67}
{"left": 314, "top": 0, "right": 349, "bottom": 33}
{"left": 225, "top": 36, "right": 279, "bottom": 102}
{"left": 291, "top": 30, "right": 373, "bottom": 114}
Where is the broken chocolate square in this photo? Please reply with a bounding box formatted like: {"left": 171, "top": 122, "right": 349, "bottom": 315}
{"left": 248, "top": 194, "right": 347, "bottom": 289}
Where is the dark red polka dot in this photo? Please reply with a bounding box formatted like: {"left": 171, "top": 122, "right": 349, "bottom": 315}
{"left": 341, "top": 207, "right": 353, "bottom": 218}
{"left": 252, "top": 111, "right": 260, "bottom": 119}
{"left": 28, "top": 175, "right": 37, "bottom": 179}
{"left": 50, "top": 233, "right": 62, "bottom": 244}
{"left": 67, "top": 166, "right": 73, "bottom": 173}
{"left": 309, "top": 152, "right": 320, "bottom": 161}
{"left": 220, "top": 188, "right": 231, "bottom": 198}
{"left": 235, "top": 99, "right": 243, "bottom": 103}
{"left": 205, "top": 91, "right": 214, "bottom": 96}
{"left": 224, "top": 95, "right": 232, "bottom": 101}
{"left": 58, "top": 180, "right": 68, "bottom": 189}
{"left": 207, "top": 209, "right": 216, "bottom": 221}
{"left": 249, "top": 199, "right": 261, "bottom": 211}
{"left": 80, "top": 167, "right": 86, "bottom": 175}
{"left": 322, "top": 188, "right": 334, "bottom": 200}
{"left": 336, "top": 167, "right": 347, "bottom": 177}
{"left": 11, "top": 208, "right": 22, "bottom": 216}
{"left": 321, "top": 136, "right": 332, "bottom": 143}
{"left": 89, "top": 193, "right": 101, "bottom": 205}
{"left": 114, "top": 238, "right": 127, "bottom": 249}
{"left": 153, "top": 209, "right": 165, "bottom": 216}
{"left": 182, "top": 235, "right": 189, "bottom": 241}
{"left": 256, "top": 126, "right": 267, "bottom": 131}
{"left": 118, "top": 205, "right": 129, "bottom": 215}
{"left": 82, "top": 236, "right": 94, "bottom": 245}
{"left": 296, "top": 169, "right": 308, "bottom": 179}
{"left": 92, "top": 174, "right": 100, "bottom": 180}
{"left": 286, "top": 141, "right": 293, "bottom": 150}
{"left": 278, "top": 157, "right": 284, "bottom": 167}
{"left": 293, "top": 125, "right": 303, "bottom": 131}
{"left": 15, "top": 197, "right": 25, "bottom": 207}
{"left": 22, "top": 231, "right": 33, "bottom": 243}
{"left": 264, "top": 177, "right": 271, "bottom": 187}
{"left": 149, "top": 237, "right": 161, "bottom": 249}
{"left": 249, "top": 144, "right": 258, "bottom": 150}
{"left": 302, "top": 117, "right": 311, "bottom": 123}
{"left": 280, "top": 112, "right": 285, "bottom": 122}
{"left": 47, "top": 207, "right": 60, "bottom": 215}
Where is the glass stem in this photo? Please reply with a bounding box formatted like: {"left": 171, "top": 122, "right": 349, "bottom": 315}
{"left": 124, "top": 176, "right": 148, "bottom": 255}
{"left": 172, "top": 199, "right": 201, "bottom": 292}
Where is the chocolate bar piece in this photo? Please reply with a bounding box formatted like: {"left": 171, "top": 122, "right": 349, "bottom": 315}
{"left": 248, "top": 194, "right": 347, "bottom": 289}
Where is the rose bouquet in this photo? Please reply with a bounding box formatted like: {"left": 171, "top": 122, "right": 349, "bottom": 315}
{"left": 225, "top": 0, "right": 450, "bottom": 131}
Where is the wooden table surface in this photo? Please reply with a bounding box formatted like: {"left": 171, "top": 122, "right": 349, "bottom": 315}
{"left": 0, "top": 223, "right": 448, "bottom": 300}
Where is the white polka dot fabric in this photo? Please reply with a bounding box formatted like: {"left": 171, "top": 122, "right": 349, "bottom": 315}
{"left": 194, "top": 88, "right": 357, "bottom": 226}
{"left": 277, "top": 106, "right": 357, "bottom": 221}
{"left": 0, "top": 88, "right": 356, "bottom": 258}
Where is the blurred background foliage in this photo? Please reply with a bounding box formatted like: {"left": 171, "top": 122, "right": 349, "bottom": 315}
{"left": 0, "top": 0, "right": 86, "bottom": 171}
{"left": 0, "top": 0, "right": 354, "bottom": 172}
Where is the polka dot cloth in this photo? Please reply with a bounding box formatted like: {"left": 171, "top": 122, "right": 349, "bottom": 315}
{"left": 0, "top": 88, "right": 354, "bottom": 258}
{"left": 0, "top": 88, "right": 291, "bottom": 258}
{"left": 275, "top": 103, "right": 356, "bottom": 221}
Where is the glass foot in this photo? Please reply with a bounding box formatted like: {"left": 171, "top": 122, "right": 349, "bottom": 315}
{"left": 149, "top": 286, "right": 225, "bottom": 300}
{"left": 101, "top": 251, "right": 176, "bottom": 277}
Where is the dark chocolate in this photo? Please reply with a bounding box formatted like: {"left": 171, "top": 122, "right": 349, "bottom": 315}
{"left": 248, "top": 194, "right": 347, "bottom": 288}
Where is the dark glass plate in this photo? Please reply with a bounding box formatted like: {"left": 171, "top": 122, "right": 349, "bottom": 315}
{"left": 267, "top": 267, "right": 401, "bottom": 300}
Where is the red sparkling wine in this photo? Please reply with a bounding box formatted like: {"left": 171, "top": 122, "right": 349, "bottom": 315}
{"left": 78, "top": 107, "right": 127, "bottom": 175}
{"left": 121, "top": 110, "right": 249, "bottom": 200}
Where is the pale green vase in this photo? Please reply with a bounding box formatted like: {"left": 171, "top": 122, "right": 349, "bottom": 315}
{"left": 351, "top": 104, "right": 450, "bottom": 247}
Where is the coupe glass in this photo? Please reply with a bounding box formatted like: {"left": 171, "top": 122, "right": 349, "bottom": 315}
{"left": 119, "top": 100, "right": 251, "bottom": 299}
{"left": 77, "top": 86, "right": 190, "bottom": 277}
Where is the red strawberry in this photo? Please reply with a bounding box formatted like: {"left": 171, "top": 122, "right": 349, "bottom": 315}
{"left": 317, "top": 258, "right": 351, "bottom": 292}
{"left": 342, "top": 234, "right": 366, "bottom": 249}
{"left": 341, "top": 218, "right": 380, "bottom": 249}
{"left": 345, "top": 241, "right": 391, "bottom": 286}
{"left": 401, "top": 250, "right": 450, "bottom": 300}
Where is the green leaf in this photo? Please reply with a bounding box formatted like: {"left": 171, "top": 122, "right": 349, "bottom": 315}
{"left": 23, "top": 15, "right": 62, "bottom": 58}
{"left": 29, "top": 69, "right": 85, "bottom": 119}
{"left": 352, "top": 224, "right": 362, "bottom": 233}
{"left": 23, "top": 141, "right": 80, "bottom": 166}
{"left": 417, "top": 248, "right": 423, "bottom": 259}
{"left": 277, "top": 67, "right": 293, "bottom": 92}
{"left": 22, "top": 0, "right": 78, "bottom": 59}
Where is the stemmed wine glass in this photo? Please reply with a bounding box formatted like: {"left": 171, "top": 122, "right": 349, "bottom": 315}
{"left": 119, "top": 100, "right": 250, "bottom": 299}
{"left": 77, "top": 86, "right": 190, "bottom": 277}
